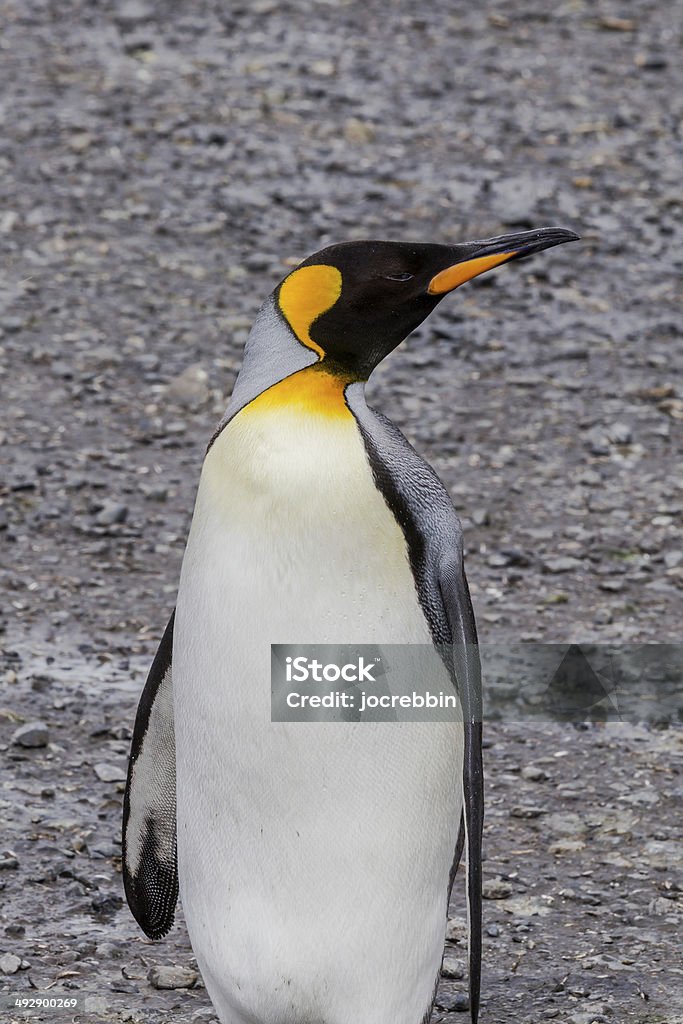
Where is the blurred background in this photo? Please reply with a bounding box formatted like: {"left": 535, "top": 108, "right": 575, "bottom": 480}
{"left": 2, "top": 0, "right": 681, "bottom": 652}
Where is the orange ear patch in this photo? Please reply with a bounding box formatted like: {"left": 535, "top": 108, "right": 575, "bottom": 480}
{"left": 278, "top": 265, "right": 342, "bottom": 357}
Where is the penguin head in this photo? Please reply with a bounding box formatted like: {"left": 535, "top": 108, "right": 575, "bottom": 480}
{"left": 275, "top": 227, "right": 579, "bottom": 378}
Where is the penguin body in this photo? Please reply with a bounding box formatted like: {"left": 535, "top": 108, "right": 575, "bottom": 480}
{"left": 123, "top": 228, "right": 579, "bottom": 1024}
{"left": 175, "top": 354, "right": 462, "bottom": 1024}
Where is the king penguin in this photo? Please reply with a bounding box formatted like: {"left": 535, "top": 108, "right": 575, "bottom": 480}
{"left": 122, "top": 226, "right": 578, "bottom": 1024}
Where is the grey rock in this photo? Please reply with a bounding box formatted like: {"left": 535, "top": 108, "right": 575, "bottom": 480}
{"left": 11, "top": 721, "right": 49, "bottom": 747}
{"left": 191, "top": 1010, "right": 219, "bottom": 1023}
{"left": 93, "top": 762, "right": 127, "bottom": 783}
{"left": 116, "top": 1, "right": 153, "bottom": 25}
{"left": 95, "top": 502, "right": 128, "bottom": 526}
{"left": 165, "top": 365, "right": 210, "bottom": 410}
{"left": 441, "top": 955, "right": 465, "bottom": 979}
{"left": 0, "top": 952, "right": 22, "bottom": 974}
{"left": 436, "top": 991, "right": 470, "bottom": 1012}
{"left": 483, "top": 877, "right": 513, "bottom": 900}
{"left": 471, "top": 508, "right": 490, "bottom": 527}
{"left": 148, "top": 965, "right": 199, "bottom": 989}
{"left": 543, "top": 556, "right": 584, "bottom": 573}
{"left": 521, "top": 765, "right": 549, "bottom": 782}
{"left": 510, "top": 805, "right": 545, "bottom": 818}
{"left": 606, "top": 422, "right": 632, "bottom": 445}
{"left": 445, "top": 916, "right": 467, "bottom": 942}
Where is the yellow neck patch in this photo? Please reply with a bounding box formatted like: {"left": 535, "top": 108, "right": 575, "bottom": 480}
{"left": 240, "top": 365, "right": 353, "bottom": 421}
{"left": 278, "top": 264, "right": 342, "bottom": 358}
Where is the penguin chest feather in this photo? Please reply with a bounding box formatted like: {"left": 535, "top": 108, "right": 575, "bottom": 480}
{"left": 173, "top": 379, "right": 463, "bottom": 1024}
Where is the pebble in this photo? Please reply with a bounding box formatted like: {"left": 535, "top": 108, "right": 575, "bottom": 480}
{"left": 510, "top": 805, "right": 546, "bottom": 818}
{"left": 166, "top": 365, "right": 210, "bottom": 410}
{"left": 95, "top": 502, "right": 129, "bottom": 527}
{"left": 521, "top": 765, "right": 549, "bottom": 782}
{"left": 0, "top": 952, "right": 22, "bottom": 975}
{"left": 606, "top": 422, "right": 632, "bottom": 445}
{"left": 0, "top": 852, "right": 20, "bottom": 870}
{"left": 445, "top": 916, "right": 467, "bottom": 942}
{"left": 543, "top": 557, "right": 584, "bottom": 573}
{"left": 441, "top": 956, "right": 465, "bottom": 979}
{"left": 93, "top": 762, "right": 127, "bottom": 782}
{"left": 436, "top": 990, "right": 470, "bottom": 1012}
{"left": 148, "top": 965, "right": 199, "bottom": 989}
{"left": 11, "top": 721, "right": 49, "bottom": 747}
{"left": 483, "top": 877, "right": 513, "bottom": 899}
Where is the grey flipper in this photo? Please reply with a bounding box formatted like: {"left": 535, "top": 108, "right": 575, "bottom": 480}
{"left": 347, "top": 384, "right": 483, "bottom": 1024}
{"left": 122, "top": 612, "right": 178, "bottom": 939}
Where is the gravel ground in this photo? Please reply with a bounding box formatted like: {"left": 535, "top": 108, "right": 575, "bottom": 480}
{"left": 1, "top": 1, "right": 682, "bottom": 1022}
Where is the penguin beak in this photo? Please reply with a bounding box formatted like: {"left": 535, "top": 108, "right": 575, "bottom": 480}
{"left": 427, "top": 226, "right": 580, "bottom": 295}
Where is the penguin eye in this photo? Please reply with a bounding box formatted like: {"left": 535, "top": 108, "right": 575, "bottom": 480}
{"left": 384, "top": 272, "right": 414, "bottom": 282}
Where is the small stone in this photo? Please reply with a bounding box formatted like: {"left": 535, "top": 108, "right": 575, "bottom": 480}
{"left": 521, "top": 765, "right": 549, "bottom": 782}
{"left": 543, "top": 557, "right": 583, "bottom": 573}
{"left": 648, "top": 896, "right": 676, "bottom": 916}
{"left": 116, "top": 0, "right": 153, "bottom": 23}
{"left": 344, "top": 118, "right": 374, "bottom": 145}
{"left": 95, "top": 502, "right": 128, "bottom": 526}
{"left": 441, "top": 955, "right": 465, "bottom": 979}
{"left": 510, "top": 805, "right": 545, "bottom": 818}
{"left": 0, "top": 852, "right": 19, "bottom": 870}
{"left": 68, "top": 132, "right": 93, "bottom": 153}
{"left": 0, "top": 952, "right": 22, "bottom": 975}
{"left": 444, "top": 991, "right": 470, "bottom": 1013}
{"left": 483, "top": 877, "right": 513, "bottom": 900}
{"left": 545, "top": 811, "right": 586, "bottom": 835}
{"left": 11, "top": 721, "right": 49, "bottom": 748}
{"left": 598, "top": 15, "right": 635, "bottom": 31}
{"left": 445, "top": 916, "right": 467, "bottom": 942}
{"left": 606, "top": 422, "right": 632, "bottom": 445}
{"left": 549, "top": 838, "right": 586, "bottom": 855}
{"left": 93, "top": 762, "right": 127, "bottom": 783}
{"left": 91, "top": 893, "right": 124, "bottom": 915}
{"left": 166, "top": 365, "right": 210, "bottom": 410}
{"left": 148, "top": 965, "right": 198, "bottom": 989}
{"left": 310, "top": 59, "right": 335, "bottom": 76}
{"left": 471, "top": 508, "right": 490, "bottom": 527}
{"left": 503, "top": 896, "right": 552, "bottom": 917}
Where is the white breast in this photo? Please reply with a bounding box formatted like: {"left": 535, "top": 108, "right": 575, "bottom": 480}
{"left": 173, "top": 405, "right": 463, "bottom": 1024}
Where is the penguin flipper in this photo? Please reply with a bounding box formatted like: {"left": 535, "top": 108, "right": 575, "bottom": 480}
{"left": 438, "top": 561, "right": 483, "bottom": 1024}
{"left": 346, "top": 391, "right": 483, "bottom": 1021}
{"left": 122, "top": 611, "right": 178, "bottom": 939}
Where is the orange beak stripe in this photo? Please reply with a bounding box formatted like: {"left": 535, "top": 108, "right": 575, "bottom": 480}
{"left": 427, "top": 250, "right": 519, "bottom": 295}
